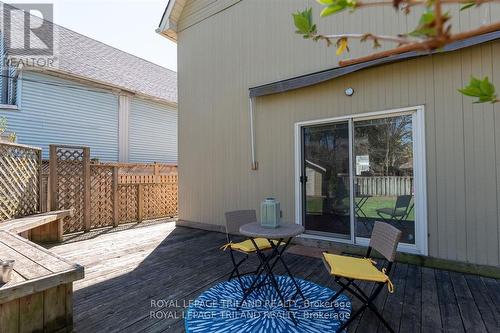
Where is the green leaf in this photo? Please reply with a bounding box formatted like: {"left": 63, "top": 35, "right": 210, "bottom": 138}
{"left": 318, "top": 0, "right": 356, "bottom": 17}
{"left": 469, "top": 76, "right": 481, "bottom": 88}
{"left": 409, "top": 10, "right": 450, "bottom": 38}
{"left": 408, "top": 27, "right": 436, "bottom": 37}
{"left": 292, "top": 8, "right": 314, "bottom": 35}
{"left": 409, "top": 10, "right": 439, "bottom": 37}
{"left": 460, "top": 2, "right": 475, "bottom": 11}
{"left": 292, "top": 14, "right": 308, "bottom": 34}
{"left": 419, "top": 10, "right": 436, "bottom": 25}
{"left": 459, "top": 76, "right": 498, "bottom": 103}
{"left": 458, "top": 87, "right": 482, "bottom": 97}
{"left": 473, "top": 95, "right": 495, "bottom": 103}
{"left": 320, "top": 4, "right": 346, "bottom": 16}
{"left": 317, "top": 0, "right": 335, "bottom": 4}
{"left": 480, "top": 76, "right": 495, "bottom": 96}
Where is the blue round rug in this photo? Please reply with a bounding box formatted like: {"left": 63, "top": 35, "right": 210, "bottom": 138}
{"left": 185, "top": 275, "right": 351, "bottom": 333}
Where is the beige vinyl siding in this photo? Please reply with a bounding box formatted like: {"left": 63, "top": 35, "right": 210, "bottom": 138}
{"left": 177, "top": 0, "right": 241, "bottom": 31}
{"left": 177, "top": 0, "right": 500, "bottom": 266}
{"left": 178, "top": 0, "right": 498, "bottom": 86}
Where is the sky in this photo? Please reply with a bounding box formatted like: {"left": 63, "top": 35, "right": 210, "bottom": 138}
{"left": 8, "top": 0, "right": 177, "bottom": 71}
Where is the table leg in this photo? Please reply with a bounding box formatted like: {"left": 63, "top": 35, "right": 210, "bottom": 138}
{"left": 256, "top": 238, "right": 298, "bottom": 325}
{"left": 237, "top": 238, "right": 280, "bottom": 310}
{"left": 267, "top": 238, "right": 306, "bottom": 302}
{"left": 262, "top": 259, "right": 298, "bottom": 325}
{"left": 237, "top": 238, "right": 298, "bottom": 325}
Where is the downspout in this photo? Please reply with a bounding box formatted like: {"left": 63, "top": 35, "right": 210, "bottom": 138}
{"left": 249, "top": 96, "right": 258, "bottom": 170}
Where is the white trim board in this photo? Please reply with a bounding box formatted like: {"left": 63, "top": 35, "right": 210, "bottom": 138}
{"left": 118, "top": 94, "right": 131, "bottom": 162}
{"left": 294, "top": 105, "right": 428, "bottom": 256}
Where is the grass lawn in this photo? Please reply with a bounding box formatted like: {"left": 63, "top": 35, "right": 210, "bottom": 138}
{"left": 306, "top": 195, "right": 415, "bottom": 221}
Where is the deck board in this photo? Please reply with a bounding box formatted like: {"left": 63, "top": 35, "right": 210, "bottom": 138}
{"left": 48, "top": 222, "right": 500, "bottom": 333}
{"left": 398, "top": 264, "right": 422, "bottom": 333}
{"left": 421, "top": 267, "right": 443, "bottom": 331}
{"left": 436, "top": 270, "right": 465, "bottom": 332}
{"left": 449, "top": 272, "right": 488, "bottom": 333}
{"left": 378, "top": 263, "right": 408, "bottom": 333}
{"left": 464, "top": 275, "right": 500, "bottom": 332}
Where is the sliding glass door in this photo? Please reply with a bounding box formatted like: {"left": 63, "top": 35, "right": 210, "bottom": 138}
{"left": 302, "top": 122, "right": 351, "bottom": 239}
{"left": 299, "top": 109, "right": 424, "bottom": 251}
{"left": 353, "top": 114, "right": 415, "bottom": 244}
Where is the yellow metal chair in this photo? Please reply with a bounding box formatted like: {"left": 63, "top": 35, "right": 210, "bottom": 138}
{"left": 322, "top": 221, "right": 402, "bottom": 333}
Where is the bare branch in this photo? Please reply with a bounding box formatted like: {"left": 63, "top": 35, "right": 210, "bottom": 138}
{"left": 322, "top": 33, "right": 415, "bottom": 44}
{"left": 355, "top": 0, "right": 499, "bottom": 7}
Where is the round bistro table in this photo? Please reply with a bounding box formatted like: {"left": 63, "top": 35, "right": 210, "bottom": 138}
{"left": 239, "top": 222, "right": 305, "bottom": 323}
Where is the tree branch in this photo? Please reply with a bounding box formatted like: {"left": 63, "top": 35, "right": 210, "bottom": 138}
{"left": 338, "top": 21, "right": 500, "bottom": 66}
{"left": 322, "top": 33, "right": 415, "bottom": 44}
{"left": 435, "top": 0, "right": 445, "bottom": 37}
{"left": 355, "top": 0, "right": 499, "bottom": 8}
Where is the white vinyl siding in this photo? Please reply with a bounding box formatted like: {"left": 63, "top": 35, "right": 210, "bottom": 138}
{"left": 4, "top": 71, "right": 119, "bottom": 161}
{"left": 129, "top": 97, "right": 177, "bottom": 163}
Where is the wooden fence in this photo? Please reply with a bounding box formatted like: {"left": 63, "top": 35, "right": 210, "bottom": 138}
{"left": 0, "top": 141, "right": 41, "bottom": 221}
{"left": 355, "top": 176, "right": 413, "bottom": 196}
{"left": 48, "top": 145, "right": 178, "bottom": 234}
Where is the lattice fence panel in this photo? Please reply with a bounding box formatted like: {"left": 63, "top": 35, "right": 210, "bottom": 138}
{"left": 142, "top": 179, "right": 178, "bottom": 219}
{"left": 90, "top": 166, "right": 114, "bottom": 229}
{"left": 49, "top": 148, "right": 177, "bottom": 233}
{"left": 163, "top": 178, "right": 178, "bottom": 217}
{"left": 118, "top": 184, "right": 138, "bottom": 223}
{"left": 55, "top": 146, "right": 86, "bottom": 234}
{"left": 0, "top": 142, "right": 41, "bottom": 221}
{"left": 142, "top": 184, "right": 161, "bottom": 219}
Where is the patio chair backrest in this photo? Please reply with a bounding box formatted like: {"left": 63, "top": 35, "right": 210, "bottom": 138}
{"left": 224, "top": 210, "right": 257, "bottom": 237}
{"left": 369, "top": 222, "right": 402, "bottom": 262}
{"left": 395, "top": 195, "right": 412, "bottom": 211}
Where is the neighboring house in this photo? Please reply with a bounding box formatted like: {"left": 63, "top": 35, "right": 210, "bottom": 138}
{"left": 0, "top": 4, "right": 177, "bottom": 163}
{"left": 158, "top": 0, "right": 500, "bottom": 269}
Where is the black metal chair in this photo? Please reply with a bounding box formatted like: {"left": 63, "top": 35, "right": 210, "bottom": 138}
{"left": 376, "top": 194, "right": 413, "bottom": 227}
{"left": 322, "top": 222, "right": 402, "bottom": 333}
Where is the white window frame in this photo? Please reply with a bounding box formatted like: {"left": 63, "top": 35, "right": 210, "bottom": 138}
{"left": 0, "top": 68, "right": 21, "bottom": 111}
{"left": 294, "top": 105, "right": 428, "bottom": 256}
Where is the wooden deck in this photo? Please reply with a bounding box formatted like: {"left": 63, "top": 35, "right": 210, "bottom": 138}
{"left": 49, "top": 222, "right": 500, "bottom": 333}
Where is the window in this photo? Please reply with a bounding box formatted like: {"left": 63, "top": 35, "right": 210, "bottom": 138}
{"left": 0, "top": 35, "right": 18, "bottom": 107}
{"left": 0, "top": 65, "right": 18, "bottom": 106}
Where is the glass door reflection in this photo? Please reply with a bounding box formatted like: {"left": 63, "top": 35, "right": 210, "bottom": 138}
{"left": 353, "top": 115, "right": 415, "bottom": 244}
{"left": 302, "top": 122, "right": 351, "bottom": 239}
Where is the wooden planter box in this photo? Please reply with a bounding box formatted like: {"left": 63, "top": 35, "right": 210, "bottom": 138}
{"left": 0, "top": 231, "right": 84, "bottom": 333}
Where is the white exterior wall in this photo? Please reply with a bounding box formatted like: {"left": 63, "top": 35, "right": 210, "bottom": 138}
{"left": 129, "top": 97, "right": 178, "bottom": 163}
{"left": 3, "top": 71, "right": 119, "bottom": 161}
